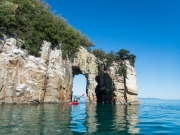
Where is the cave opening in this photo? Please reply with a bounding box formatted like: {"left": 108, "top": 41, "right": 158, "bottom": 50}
{"left": 95, "top": 72, "right": 114, "bottom": 104}
{"left": 72, "top": 67, "right": 87, "bottom": 102}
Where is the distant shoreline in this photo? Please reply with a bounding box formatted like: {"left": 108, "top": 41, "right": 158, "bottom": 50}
{"left": 139, "top": 97, "right": 180, "bottom": 100}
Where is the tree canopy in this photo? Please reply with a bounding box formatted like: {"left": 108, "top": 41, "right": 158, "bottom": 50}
{"left": 0, "top": 0, "right": 94, "bottom": 57}
{"left": 0, "top": 0, "right": 136, "bottom": 67}
{"left": 117, "top": 49, "right": 130, "bottom": 60}
{"left": 92, "top": 49, "right": 106, "bottom": 61}
{"left": 92, "top": 48, "right": 136, "bottom": 67}
{"left": 116, "top": 49, "right": 136, "bottom": 67}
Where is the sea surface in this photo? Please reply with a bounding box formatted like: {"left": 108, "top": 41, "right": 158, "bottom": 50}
{"left": 0, "top": 98, "right": 180, "bottom": 135}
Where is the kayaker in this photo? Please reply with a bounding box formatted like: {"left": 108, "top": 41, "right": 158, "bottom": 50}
{"left": 74, "top": 96, "right": 78, "bottom": 102}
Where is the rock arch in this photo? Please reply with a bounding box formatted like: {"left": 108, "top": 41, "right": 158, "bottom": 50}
{"left": 0, "top": 38, "right": 139, "bottom": 104}
{"left": 72, "top": 47, "right": 98, "bottom": 102}
{"left": 71, "top": 47, "right": 139, "bottom": 104}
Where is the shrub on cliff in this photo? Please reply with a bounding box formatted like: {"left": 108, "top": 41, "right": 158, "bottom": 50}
{"left": 0, "top": 0, "right": 94, "bottom": 57}
{"left": 118, "top": 64, "right": 127, "bottom": 76}
{"left": 117, "top": 49, "right": 130, "bottom": 60}
{"left": 61, "top": 27, "right": 80, "bottom": 59}
{"left": 106, "top": 50, "right": 117, "bottom": 67}
{"left": 128, "top": 54, "right": 136, "bottom": 67}
{"left": 117, "top": 49, "right": 136, "bottom": 67}
{"left": 92, "top": 48, "right": 136, "bottom": 67}
{"left": 92, "top": 49, "right": 106, "bottom": 61}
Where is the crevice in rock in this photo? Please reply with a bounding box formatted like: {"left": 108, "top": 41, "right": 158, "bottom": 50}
{"left": 41, "top": 46, "right": 52, "bottom": 103}
{"left": 95, "top": 63, "right": 114, "bottom": 104}
{"left": 0, "top": 37, "right": 139, "bottom": 104}
{"left": 123, "top": 75, "right": 128, "bottom": 103}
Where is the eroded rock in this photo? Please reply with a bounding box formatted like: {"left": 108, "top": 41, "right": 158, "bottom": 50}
{"left": 0, "top": 37, "right": 139, "bottom": 104}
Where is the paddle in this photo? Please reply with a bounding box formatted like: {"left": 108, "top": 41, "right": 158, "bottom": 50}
{"left": 77, "top": 93, "right": 85, "bottom": 100}
{"left": 68, "top": 93, "right": 85, "bottom": 105}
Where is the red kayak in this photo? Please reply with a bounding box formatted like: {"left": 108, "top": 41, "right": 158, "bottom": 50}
{"left": 68, "top": 102, "right": 79, "bottom": 105}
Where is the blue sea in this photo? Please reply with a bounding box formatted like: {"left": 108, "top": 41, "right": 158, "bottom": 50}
{"left": 0, "top": 98, "right": 180, "bottom": 135}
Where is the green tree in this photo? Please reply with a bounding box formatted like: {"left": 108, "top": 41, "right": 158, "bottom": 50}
{"left": 128, "top": 54, "right": 136, "bottom": 67}
{"left": 79, "top": 34, "right": 94, "bottom": 52}
{"left": 0, "top": 0, "right": 94, "bottom": 57}
{"left": 117, "top": 49, "right": 136, "bottom": 67}
{"left": 61, "top": 26, "right": 80, "bottom": 59}
{"left": 0, "top": 1, "right": 16, "bottom": 35}
{"left": 106, "top": 50, "right": 117, "bottom": 68}
{"left": 117, "top": 49, "right": 130, "bottom": 60}
{"left": 118, "top": 64, "right": 127, "bottom": 76}
{"left": 92, "top": 49, "right": 106, "bottom": 61}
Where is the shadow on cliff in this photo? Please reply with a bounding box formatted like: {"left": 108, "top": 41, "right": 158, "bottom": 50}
{"left": 95, "top": 72, "right": 115, "bottom": 104}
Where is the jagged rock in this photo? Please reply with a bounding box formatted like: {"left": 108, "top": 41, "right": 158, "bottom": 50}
{"left": 16, "top": 84, "right": 28, "bottom": 97}
{"left": 3, "top": 38, "right": 17, "bottom": 52}
{"left": 40, "top": 41, "right": 51, "bottom": 61}
{"left": 72, "top": 46, "right": 98, "bottom": 102}
{"left": 0, "top": 37, "right": 139, "bottom": 104}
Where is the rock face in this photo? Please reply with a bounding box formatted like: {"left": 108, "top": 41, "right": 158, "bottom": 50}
{"left": 108, "top": 61, "right": 139, "bottom": 104}
{"left": 0, "top": 37, "right": 139, "bottom": 104}
{"left": 72, "top": 46, "right": 98, "bottom": 102}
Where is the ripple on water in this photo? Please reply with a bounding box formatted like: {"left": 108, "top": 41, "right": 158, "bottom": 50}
{"left": 138, "top": 99, "right": 180, "bottom": 134}
{"left": 0, "top": 100, "right": 180, "bottom": 134}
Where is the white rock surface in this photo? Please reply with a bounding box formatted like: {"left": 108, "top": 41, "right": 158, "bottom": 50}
{"left": 0, "top": 37, "right": 139, "bottom": 104}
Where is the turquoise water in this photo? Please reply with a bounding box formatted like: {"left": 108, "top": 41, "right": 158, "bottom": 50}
{"left": 0, "top": 98, "right": 180, "bottom": 135}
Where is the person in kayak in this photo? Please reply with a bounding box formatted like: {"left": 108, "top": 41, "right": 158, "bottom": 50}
{"left": 74, "top": 96, "right": 78, "bottom": 102}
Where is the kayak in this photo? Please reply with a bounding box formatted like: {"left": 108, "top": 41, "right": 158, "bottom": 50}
{"left": 68, "top": 102, "right": 79, "bottom": 105}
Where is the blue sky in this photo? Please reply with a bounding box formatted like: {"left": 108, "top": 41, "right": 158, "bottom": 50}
{"left": 46, "top": 0, "right": 180, "bottom": 99}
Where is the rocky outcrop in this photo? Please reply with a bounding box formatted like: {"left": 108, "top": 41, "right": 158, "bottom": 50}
{"left": 108, "top": 61, "right": 139, "bottom": 104}
{"left": 0, "top": 38, "right": 72, "bottom": 104}
{"left": 72, "top": 46, "right": 98, "bottom": 102}
{"left": 0, "top": 37, "right": 139, "bottom": 104}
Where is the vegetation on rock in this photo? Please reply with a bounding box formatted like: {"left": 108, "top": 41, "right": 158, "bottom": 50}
{"left": 92, "top": 49, "right": 106, "bottom": 61}
{"left": 0, "top": 0, "right": 136, "bottom": 68}
{"left": 118, "top": 64, "right": 127, "bottom": 76}
{"left": 116, "top": 49, "right": 136, "bottom": 67}
{"left": 0, "top": 0, "right": 94, "bottom": 57}
{"left": 92, "top": 48, "right": 136, "bottom": 67}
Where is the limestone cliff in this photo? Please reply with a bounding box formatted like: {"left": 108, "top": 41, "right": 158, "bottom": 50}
{"left": 0, "top": 37, "right": 139, "bottom": 104}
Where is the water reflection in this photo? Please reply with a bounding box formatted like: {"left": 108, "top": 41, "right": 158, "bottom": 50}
{"left": 70, "top": 104, "right": 87, "bottom": 133}
{"left": 85, "top": 103, "right": 139, "bottom": 135}
{"left": 0, "top": 103, "right": 139, "bottom": 134}
{"left": 0, "top": 104, "right": 73, "bottom": 135}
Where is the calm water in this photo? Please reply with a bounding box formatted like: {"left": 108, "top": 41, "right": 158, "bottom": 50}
{"left": 0, "top": 98, "right": 180, "bottom": 135}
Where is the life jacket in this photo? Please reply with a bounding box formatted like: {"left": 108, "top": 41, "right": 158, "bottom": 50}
{"left": 74, "top": 98, "right": 78, "bottom": 102}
